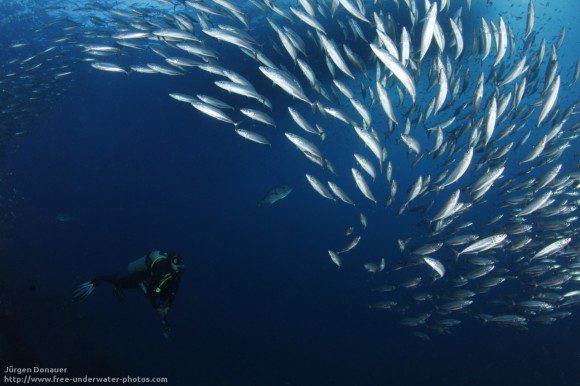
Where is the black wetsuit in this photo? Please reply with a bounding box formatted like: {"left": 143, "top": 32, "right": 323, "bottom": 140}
{"left": 92, "top": 252, "right": 183, "bottom": 320}
{"left": 143, "top": 254, "right": 183, "bottom": 311}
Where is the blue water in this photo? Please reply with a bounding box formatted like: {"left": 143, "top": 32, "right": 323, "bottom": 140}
{"left": 1, "top": 0, "right": 579, "bottom": 385}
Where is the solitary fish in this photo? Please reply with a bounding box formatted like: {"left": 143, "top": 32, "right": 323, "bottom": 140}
{"left": 258, "top": 185, "right": 292, "bottom": 206}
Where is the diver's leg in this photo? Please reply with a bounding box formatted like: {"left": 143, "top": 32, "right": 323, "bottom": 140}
{"left": 74, "top": 274, "right": 138, "bottom": 302}
{"left": 73, "top": 275, "right": 119, "bottom": 301}
{"left": 111, "top": 274, "right": 141, "bottom": 289}
{"left": 106, "top": 274, "right": 143, "bottom": 303}
{"left": 92, "top": 275, "right": 122, "bottom": 287}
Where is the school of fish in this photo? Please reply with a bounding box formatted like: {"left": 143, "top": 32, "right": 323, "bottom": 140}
{"left": 2, "top": 0, "right": 579, "bottom": 339}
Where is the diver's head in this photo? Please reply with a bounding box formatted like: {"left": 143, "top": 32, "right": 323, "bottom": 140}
{"left": 168, "top": 252, "right": 185, "bottom": 271}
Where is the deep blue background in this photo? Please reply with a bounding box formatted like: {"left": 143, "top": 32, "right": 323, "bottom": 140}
{"left": 1, "top": 0, "right": 579, "bottom": 385}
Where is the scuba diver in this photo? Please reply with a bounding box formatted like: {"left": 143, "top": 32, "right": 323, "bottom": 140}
{"left": 74, "top": 250, "right": 185, "bottom": 338}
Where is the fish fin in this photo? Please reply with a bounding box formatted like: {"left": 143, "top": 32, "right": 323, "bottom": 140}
{"left": 451, "top": 248, "right": 461, "bottom": 262}
{"left": 309, "top": 99, "right": 318, "bottom": 113}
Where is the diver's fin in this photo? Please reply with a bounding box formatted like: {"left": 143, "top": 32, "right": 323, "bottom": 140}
{"left": 73, "top": 281, "right": 96, "bottom": 301}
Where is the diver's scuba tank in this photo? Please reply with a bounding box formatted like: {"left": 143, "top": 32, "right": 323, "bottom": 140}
{"left": 127, "top": 250, "right": 164, "bottom": 274}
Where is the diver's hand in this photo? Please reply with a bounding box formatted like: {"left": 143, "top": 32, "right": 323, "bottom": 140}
{"left": 157, "top": 306, "right": 170, "bottom": 319}
{"left": 161, "top": 320, "right": 171, "bottom": 339}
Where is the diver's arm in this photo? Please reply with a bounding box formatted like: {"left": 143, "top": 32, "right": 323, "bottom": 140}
{"left": 145, "top": 282, "right": 162, "bottom": 308}
{"left": 144, "top": 282, "right": 172, "bottom": 339}
{"left": 162, "top": 273, "right": 182, "bottom": 308}
{"left": 147, "top": 277, "right": 180, "bottom": 314}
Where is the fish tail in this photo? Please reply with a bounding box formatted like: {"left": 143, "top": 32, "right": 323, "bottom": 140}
{"left": 451, "top": 249, "right": 461, "bottom": 262}
{"left": 309, "top": 99, "right": 318, "bottom": 113}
